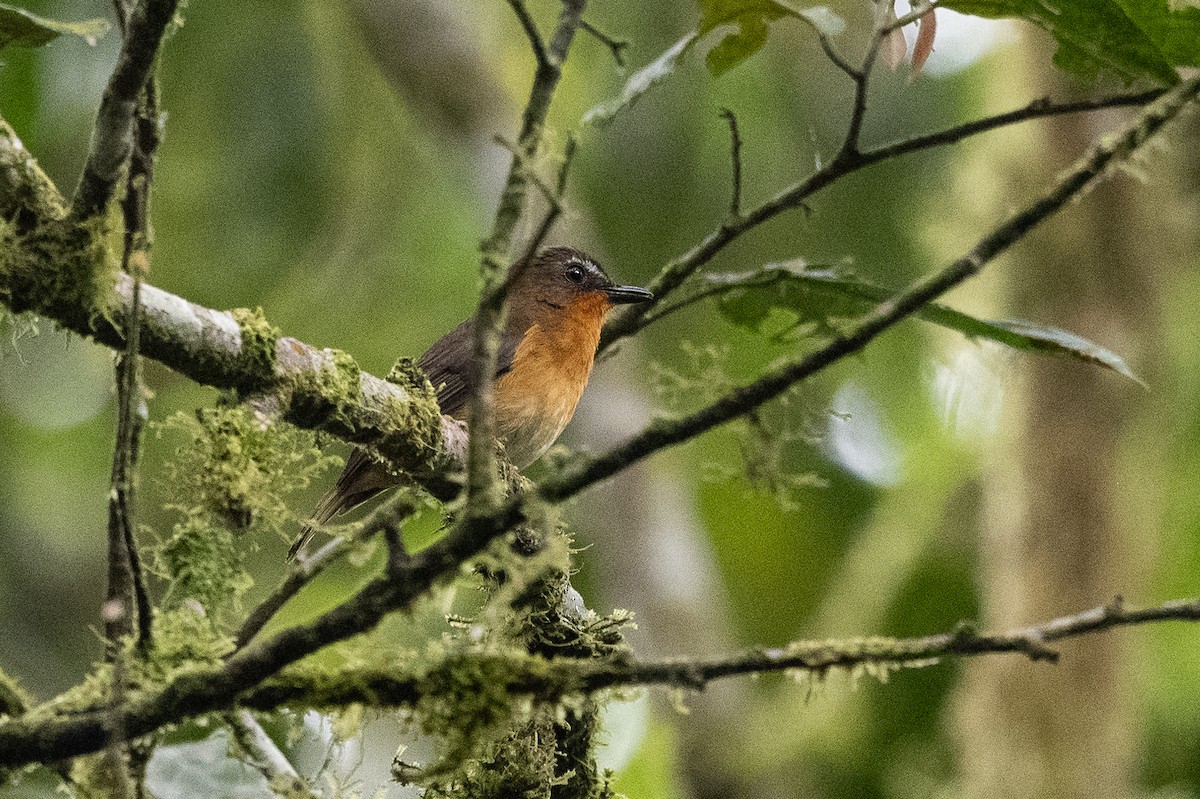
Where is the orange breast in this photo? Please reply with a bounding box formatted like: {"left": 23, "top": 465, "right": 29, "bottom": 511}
{"left": 493, "top": 293, "right": 610, "bottom": 468}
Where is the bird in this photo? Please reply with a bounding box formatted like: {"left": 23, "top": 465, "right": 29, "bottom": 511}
{"left": 287, "top": 246, "right": 653, "bottom": 560}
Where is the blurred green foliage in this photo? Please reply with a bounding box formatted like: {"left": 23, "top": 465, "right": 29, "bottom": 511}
{"left": 1, "top": 0, "right": 1198, "bottom": 797}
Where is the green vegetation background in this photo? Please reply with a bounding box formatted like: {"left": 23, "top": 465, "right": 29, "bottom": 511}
{"left": 1, "top": 0, "right": 1198, "bottom": 796}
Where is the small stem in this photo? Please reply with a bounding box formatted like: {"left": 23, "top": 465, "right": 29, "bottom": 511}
{"left": 226, "top": 710, "right": 317, "bottom": 799}
{"left": 73, "top": 0, "right": 179, "bottom": 218}
{"left": 580, "top": 18, "right": 628, "bottom": 66}
{"left": 506, "top": 0, "right": 549, "bottom": 69}
{"left": 719, "top": 108, "right": 744, "bottom": 219}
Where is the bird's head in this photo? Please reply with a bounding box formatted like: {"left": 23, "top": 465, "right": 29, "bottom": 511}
{"left": 512, "top": 247, "right": 653, "bottom": 321}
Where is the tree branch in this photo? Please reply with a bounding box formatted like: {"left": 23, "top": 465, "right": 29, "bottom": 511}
{"left": 0, "top": 119, "right": 465, "bottom": 495}
{"left": 15, "top": 593, "right": 1189, "bottom": 755}
{"left": 467, "top": 0, "right": 587, "bottom": 515}
{"left": 598, "top": 88, "right": 1167, "bottom": 352}
{"left": 570, "top": 75, "right": 1200, "bottom": 500}
{"left": 73, "top": 0, "right": 179, "bottom": 219}
{"left": 0, "top": 488, "right": 527, "bottom": 767}
{"left": 228, "top": 596, "right": 1200, "bottom": 705}
{"left": 225, "top": 710, "right": 316, "bottom": 798}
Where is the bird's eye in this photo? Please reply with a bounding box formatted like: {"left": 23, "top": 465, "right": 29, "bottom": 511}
{"left": 565, "top": 265, "right": 585, "bottom": 285}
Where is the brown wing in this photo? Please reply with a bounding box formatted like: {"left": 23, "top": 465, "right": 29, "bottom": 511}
{"left": 288, "top": 317, "right": 521, "bottom": 560}
{"left": 417, "top": 317, "right": 519, "bottom": 417}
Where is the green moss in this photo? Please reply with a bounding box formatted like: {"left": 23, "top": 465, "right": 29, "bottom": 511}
{"left": 0, "top": 216, "right": 119, "bottom": 327}
{"left": 407, "top": 651, "right": 572, "bottom": 797}
{"left": 230, "top": 306, "right": 281, "bottom": 394}
{"left": 285, "top": 347, "right": 363, "bottom": 429}
{"left": 0, "top": 120, "right": 68, "bottom": 229}
{"left": 0, "top": 667, "right": 32, "bottom": 717}
{"left": 157, "top": 516, "right": 253, "bottom": 621}
{"left": 25, "top": 608, "right": 230, "bottom": 724}
{"left": 151, "top": 405, "right": 338, "bottom": 622}
{"left": 386, "top": 356, "right": 435, "bottom": 395}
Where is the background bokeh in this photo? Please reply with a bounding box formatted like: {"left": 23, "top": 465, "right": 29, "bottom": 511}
{"left": 1, "top": 1, "right": 1198, "bottom": 797}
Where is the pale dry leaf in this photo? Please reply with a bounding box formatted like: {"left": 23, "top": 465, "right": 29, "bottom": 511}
{"left": 911, "top": 7, "right": 938, "bottom": 74}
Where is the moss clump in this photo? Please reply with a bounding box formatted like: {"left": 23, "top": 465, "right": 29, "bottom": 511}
{"left": 285, "top": 347, "right": 363, "bottom": 430}
{"left": 230, "top": 306, "right": 281, "bottom": 395}
{"left": 0, "top": 216, "right": 119, "bottom": 328}
{"left": 404, "top": 651, "right": 570, "bottom": 797}
{"left": 157, "top": 516, "right": 253, "bottom": 622}
{"left": 386, "top": 356, "right": 435, "bottom": 395}
{"left": 152, "top": 404, "right": 338, "bottom": 622}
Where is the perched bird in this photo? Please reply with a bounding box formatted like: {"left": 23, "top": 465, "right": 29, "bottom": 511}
{"left": 288, "top": 247, "right": 652, "bottom": 559}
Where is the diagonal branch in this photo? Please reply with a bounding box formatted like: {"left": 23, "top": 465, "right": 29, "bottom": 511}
{"left": 0, "top": 488, "right": 526, "bottom": 767}
{"left": 233, "top": 491, "right": 419, "bottom": 650}
{"left": 73, "top": 0, "right": 179, "bottom": 219}
{"left": 564, "top": 75, "right": 1200, "bottom": 502}
{"left": 225, "top": 710, "right": 316, "bottom": 798}
{"left": 598, "top": 87, "right": 1167, "bottom": 352}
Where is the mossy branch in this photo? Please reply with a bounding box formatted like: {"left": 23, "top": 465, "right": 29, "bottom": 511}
{"left": 0, "top": 122, "right": 463, "bottom": 496}
{"left": 3, "top": 594, "right": 1195, "bottom": 767}
{"left": 466, "top": 0, "right": 588, "bottom": 512}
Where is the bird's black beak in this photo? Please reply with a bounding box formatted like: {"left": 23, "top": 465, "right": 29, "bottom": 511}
{"left": 604, "top": 284, "right": 654, "bottom": 304}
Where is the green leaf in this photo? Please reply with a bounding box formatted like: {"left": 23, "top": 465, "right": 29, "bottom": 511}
{"left": 712, "top": 264, "right": 1144, "bottom": 385}
{"left": 0, "top": 3, "right": 108, "bottom": 49}
{"left": 584, "top": 32, "right": 700, "bottom": 127}
{"left": 941, "top": 0, "right": 1200, "bottom": 85}
{"left": 697, "top": 0, "right": 844, "bottom": 77}
{"left": 706, "top": 12, "right": 772, "bottom": 77}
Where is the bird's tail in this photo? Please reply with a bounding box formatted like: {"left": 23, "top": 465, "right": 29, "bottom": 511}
{"left": 286, "top": 485, "right": 345, "bottom": 561}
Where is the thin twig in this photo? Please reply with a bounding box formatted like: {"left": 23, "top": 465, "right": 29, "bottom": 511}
{"left": 513, "top": 133, "right": 578, "bottom": 274}
{"left": 234, "top": 537, "right": 346, "bottom": 650}
{"left": 882, "top": 1, "right": 941, "bottom": 35}
{"left": 234, "top": 492, "right": 418, "bottom": 650}
{"left": 73, "top": 0, "right": 180, "bottom": 218}
{"left": 225, "top": 710, "right": 316, "bottom": 798}
{"left": 105, "top": 220, "right": 151, "bottom": 653}
{"left": 581, "top": 18, "right": 628, "bottom": 67}
{"left": 837, "top": 5, "right": 888, "bottom": 160}
{"left": 816, "top": 32, "right": 860, "bottom": 80}
{"left": 105, "top": 59, "right": 161, "bottom": 653}
{"left": 719, "top": 108, "right": 744, "bottom": 219}
{"left": 565, "top": 76, "right": 1200, "bottom": 501}
{"left": 599, "top": 87, "right": 1167, "bottom": 352}
{"left": 101, "top": 600, "right": 136, "bottom": 799}
{"left": 505, "top": 0, "right": 549, "bottom": 70}
{"left": 466, "top": 0, "right": 587, "bottom": 514}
